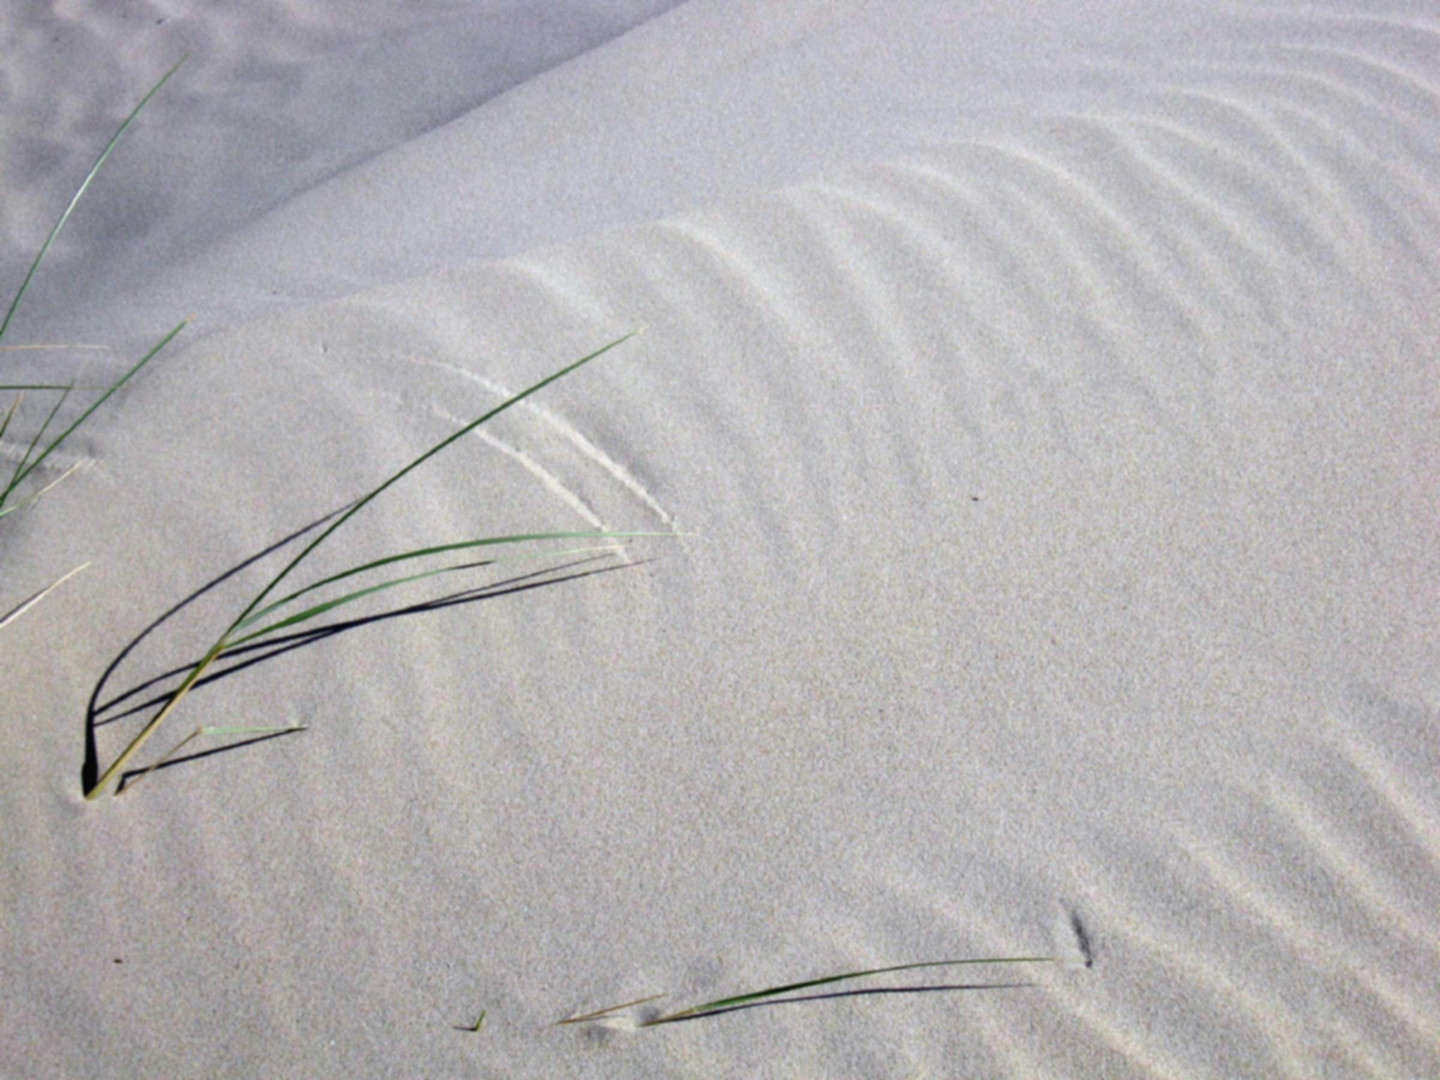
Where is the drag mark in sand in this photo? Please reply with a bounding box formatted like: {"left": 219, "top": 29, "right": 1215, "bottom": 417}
{"left": 401, "top": 350, "right": 679, "bottom": 532}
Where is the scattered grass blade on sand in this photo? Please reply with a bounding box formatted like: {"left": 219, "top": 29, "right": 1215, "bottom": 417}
{"left": 85, "top": 330, "right": 652, "bottom": 800}
{"left": 566, "top": 956, "right": 1058, "bottom": 1027}
{"left": 556, "top": 994, "right": 667, "bottom": 1026}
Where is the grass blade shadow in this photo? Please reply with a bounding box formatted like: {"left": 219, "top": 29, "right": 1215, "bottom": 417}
{"left": 89, "top": 549, "right": 640, "bottom": 790}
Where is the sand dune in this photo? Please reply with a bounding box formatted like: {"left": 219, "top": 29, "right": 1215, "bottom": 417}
{"left": 3, "top": 2, "right": 1437, "bottom": 1076}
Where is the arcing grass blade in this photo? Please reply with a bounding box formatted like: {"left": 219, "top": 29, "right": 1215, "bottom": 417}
{"left": 2, "top": 320, "right": 186, "bottom": 509}
{"left": 228, "top": 530, "right": 665, "bottom": 637}
{"left": 641, "top": 957, "right": 1057, "bottom": 1025}
{"left": 85, "top": 332, "right": 644, "bottom": 801}
{"left": 0, "top": 561, "right": 90, "bottom": 630}
{"left": 222, "top": 559, "right": 492, "bottom": 649}
{"left": 0, "top": 57, "right": 186, "bottom": 345}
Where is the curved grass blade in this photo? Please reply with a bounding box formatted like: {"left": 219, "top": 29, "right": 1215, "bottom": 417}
{"left": 222, "top": 558, "right": 494, "bottom": 649}
{"left": 0, "top": 57, "right": 186, "bottom": 345}
{"left": 641, "top": 957, "right": 1057, "bottom": 1026}
{"left": 216, "top": 544, "right": 626, "bottom": 661}
{"left": 228, "top": 530, "right": 668, "bottom": 637}
{"left": 85, "top": 332, "right": 644, "bottom": 800}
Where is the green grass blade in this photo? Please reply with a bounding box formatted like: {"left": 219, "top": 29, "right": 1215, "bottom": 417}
{"left": 3, "top": 319, "right": 187, "bottom": 504}
{"left": 224, "top": 542, "right": 630, "bottom": 648}
{"left": 642, "top": 957, "right": 1057, "bottom": 1025}
{"left": 0, "top": 57, "right": 186, "bottom": 345}
{"left": 228, "top": 530, "right": 664, "bottom": 636}
{"left": 221, "top": 559, "right": 493, "bottom": 648}
{"left": 223, "top": 538, "right": 631, "bottom": 648}
{"left": 222, "top": 330, "right": 643, "bottom": 639}
{"left": 0, "top": 393, "right": 20, "bottom": 443}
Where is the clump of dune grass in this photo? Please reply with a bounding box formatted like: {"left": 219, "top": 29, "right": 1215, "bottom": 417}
{"left": 86, "top": 330, "right": 661, "bottom": 799}
{"left": 1, "top": 60, "right": 189, "bottom": 618}
{"left": 560, "top": 956, "right": 1058, "bottom": 1027}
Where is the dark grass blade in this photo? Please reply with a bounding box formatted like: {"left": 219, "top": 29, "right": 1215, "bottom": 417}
{"left": 642, "top": 957, "right": 1057, "bottom": 1025}
{"left": 0, "top": 58, "right": 186, "bottom": 345}
{"left": 227, "top": 530, "right": 667, "bottom": 638}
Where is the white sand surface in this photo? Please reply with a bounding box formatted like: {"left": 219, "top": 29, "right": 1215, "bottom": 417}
{"left": 3, "top": 2, "right": 1438, "bottom": 1076}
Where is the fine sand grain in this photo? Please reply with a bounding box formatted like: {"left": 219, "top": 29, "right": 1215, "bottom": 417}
{"left": 3, "top": 2, "right": 1437, "bottom": 1076}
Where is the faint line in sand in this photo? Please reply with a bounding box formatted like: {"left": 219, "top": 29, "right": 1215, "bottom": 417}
{"left": 402, "top": 353, "right": 679, "bottom": 530}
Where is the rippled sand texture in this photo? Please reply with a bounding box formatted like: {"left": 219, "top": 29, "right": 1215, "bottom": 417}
{"left": 2, "top": 2, "right": 1437, "bottom": 1076}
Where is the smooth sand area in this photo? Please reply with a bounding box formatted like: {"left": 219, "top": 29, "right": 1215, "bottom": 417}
{"left": 3, "top": 2, "right": 1437, "bottom": 1076}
